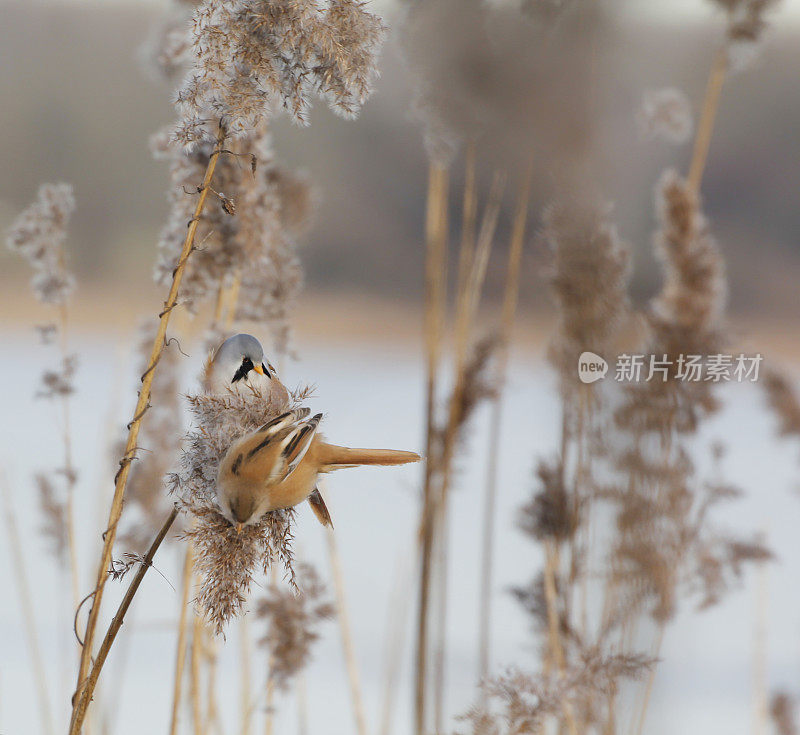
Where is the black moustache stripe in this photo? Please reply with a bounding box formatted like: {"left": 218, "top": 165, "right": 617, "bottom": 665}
{"left": 231, "top": 357, "right": 254, "bottom": 383}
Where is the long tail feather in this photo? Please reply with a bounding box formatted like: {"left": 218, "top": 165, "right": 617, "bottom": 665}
{"left": 317, "top": 443, "right": 421, "bottom": 469}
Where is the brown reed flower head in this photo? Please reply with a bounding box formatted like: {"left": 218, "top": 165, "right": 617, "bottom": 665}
{"left": 636, "top": 87, "right": 693, "bottom": 144}
{"left": 652, "top": 169, "right": 726, "bottom": 344}
{"left": 762, "top": 370, "right": 800, "bottom": 439}
{"left": 140, "top": 3, "right": 194, "bottom": 84}
{"left": 544, "top": 198, "right": 631, "bottom": 396}
{"left": 6, "top": 182, "right": 76, "bottom": 306}
{"left": 36, "top": 474, "right": 69, "bottom": 563}
{"left": 36, "top": 355, "right": 77, "bottom": 400}
{"left": 256, "top": 562, "right": 334, "bottom": 688}
{"left": 459, "top": 647, "right": 651, "bottom": 734}
{"left": 120, "top": 325, "right": 185, "bottom": 551}
{"left": 173, "top": 0, "right": 386, "bottom": 149}
{"left": 168, "top": 378, "right": 295, "bottom": 633}
{"left": 771, "top": 692, "right": 798, "bottom": 735}
{"left": 154, "top": 124, "right": 313, "bottom": 352}
{"left": 710, "top": 0, "right": 779, "bottom": 71}
{"left": 519, "top": 459, "right": 578, "bottom": 542}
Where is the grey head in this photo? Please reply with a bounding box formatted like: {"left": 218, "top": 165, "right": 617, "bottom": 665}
{"left": 213, "top": 333, "right": 272, "bottom": 385}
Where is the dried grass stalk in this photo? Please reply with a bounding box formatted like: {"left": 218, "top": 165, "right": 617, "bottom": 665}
{"left": 69, "top": 125, "right": 227, "bottom": 735}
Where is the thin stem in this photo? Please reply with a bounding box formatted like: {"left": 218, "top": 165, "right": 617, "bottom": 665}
{"left": 379, "top": 541, "right": 417, "bottom": 735}
{"left": 239, "top": 615, "right": 253, "bottom": 735}
{"left": 687, "top": 47, "right": 728, "bottom": 196}
{"left": 225, "top": 269, "right": 243, "bottom": 330}
{"left": 416, "top": 162, "right": 449, "bottom": 735}
{"left": 70, "top": 506, "right": 179, "bottom": 734}
{"left": 70, "top": 125, "right": 227, "bottom": 731}
{"left": 634, "top": 624, "right": 665, "bottom": 735}
{"left": 477, "top": 162, "right": 532, "bottom": 684}
{"left": 206, "top": 636, "right": 222, "bottom": 735}
{"left": 191, "top": 607, "right": 205, "bottom": 735}
{"left": 57, "top": 298, "right": 81, "bottom": 620}
{"left": 1, "top": 480, "right": 54, "bottom": 735}
{"left": 456, "top": 142, "right": 478, "bottom": 313}
{"left": 169, "top": 544, "right": 195, "bottom": 735}
{"left": 326, "top": 522, "right": 369, "bottom": 735}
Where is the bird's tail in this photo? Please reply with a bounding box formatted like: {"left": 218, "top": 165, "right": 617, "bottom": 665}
{"left": 317, "top": 442, "right": 421, "bottom": 470}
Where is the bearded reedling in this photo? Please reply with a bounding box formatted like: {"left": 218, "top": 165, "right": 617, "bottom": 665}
{"left": 203, "top": 333, "right": 290, "bottom": 407}
{"left": 216, "top": 408, "right": 420, "bottom": 530}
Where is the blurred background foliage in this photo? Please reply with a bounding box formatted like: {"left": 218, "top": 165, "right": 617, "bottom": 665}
{"left": 0, "top": 0, "right": 798, "bottom": 324}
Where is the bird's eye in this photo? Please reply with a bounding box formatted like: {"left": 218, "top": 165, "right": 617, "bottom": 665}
{"left": 232, "top": 357, "right": 254, "bottom": 383}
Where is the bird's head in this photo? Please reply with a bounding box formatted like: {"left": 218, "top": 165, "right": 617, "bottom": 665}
{"left": 212, "top": 333, "right": 274, "bottom": 386}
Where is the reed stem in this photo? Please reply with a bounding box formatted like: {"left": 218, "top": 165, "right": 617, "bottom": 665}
{"left": 477, "top": 163, "right": 532, "bottom": 683}
{"left": 687, "top": 47, "right": 728, "bottom": 196}
{"left": 1, "top": 480, "right": 54, "bottom": 735}
{"left": 70, "top": 125, "right": 227, "bottom": 732}
{"left": 169, "top": 544, "right": 195, "bottom": 735}
{"left": 70, "top": 506, "right": 179, "bottom": 734}
{"left": 326, "top": 522, "right": 369, "bottom": 735}
{"left": 415, "top": 162, "right": 450, "bottom": 735}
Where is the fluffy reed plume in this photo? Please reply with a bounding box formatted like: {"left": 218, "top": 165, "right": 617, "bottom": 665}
{"left": 168, "top": 384, "right": 297, "bottom": 633}
{"left": 636, "top": 88, "right": 693, "bottom": 144}
{"left": 173, "top": 0, "right": 386, "bottom": 148}
{"left": 118, "top": 324, "right": 184, "bottom": 551}
{"left": 710, "top": 0, "right": 780, "bottom": 70}
{"left": 36, "top": 474, "right": 70, "bottom": 561}
{"left": 771, "top": 692, "right": 798, "bottom": 735}
{"left": 256, "top": 562, "right": 334, "bottom": 689}
{"left": 399, "top": 0, "right": 596, "bottom": 170}
{"left": 762, "top": 370, "right": 800, "bottom": 438}
{"left": 6, "top": 183, "right": 80, "bottom": 595}
{"left": 6, "top": 182, "right": 76, "bottom": 306}
{"left": 153, "top": 112, "right": 313, "bottom": 352}
{"left": 544, "top": 198, "right": 631, "bottom": 401}
{"left": 459, "top": 649, "right": 652, "bottom": 735}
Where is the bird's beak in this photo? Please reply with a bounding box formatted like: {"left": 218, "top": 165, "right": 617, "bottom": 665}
{"left": 253, "top": 362, "right": 271, "bottom": 378}
{"left": 235, "top": 523, "right": 243, "bottom": 535}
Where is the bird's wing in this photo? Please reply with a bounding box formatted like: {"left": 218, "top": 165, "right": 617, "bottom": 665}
{"left": 278, "top": 413, "right": 323, "bottom": 481}
{"left": 242, "top": 410, "right": 321, "bottom": 484}
{"left": 307, "top": 487, "right": 333, "bottom": 528}
{"left": 256, "top": 407, "right": 311, "bottom": 437}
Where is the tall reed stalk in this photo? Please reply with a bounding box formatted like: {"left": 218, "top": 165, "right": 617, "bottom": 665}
{"left": 1, "top": 480, "right": 54, "bottom": 735}
{"left": 169, "top": 544, "right": 195, "bottom": 735}
{"left": 326, "top": 521, "right": 369, "bottom": 735}
{"left": 477, "top": 162, "right": 532, "bottom": 683}
{"left": 70, "top": 124, "right": 227, "bottom": 734}
{"left": 415, "top": 161, "right": 450, "bottom": 735}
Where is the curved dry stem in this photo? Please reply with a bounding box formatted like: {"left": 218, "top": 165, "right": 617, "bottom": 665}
{"left": 70, "top": 506, "right": 179, "bottom": 733}
{"left": 70, "top": 125, "right": 227, "bottom": 734}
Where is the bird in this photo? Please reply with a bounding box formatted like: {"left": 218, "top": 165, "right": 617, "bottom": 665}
{"left": 216, "top": 407, "right": 421, "bottom": 529}
{"left": 203, "top": 333, "right": 290, "bottom": 407}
